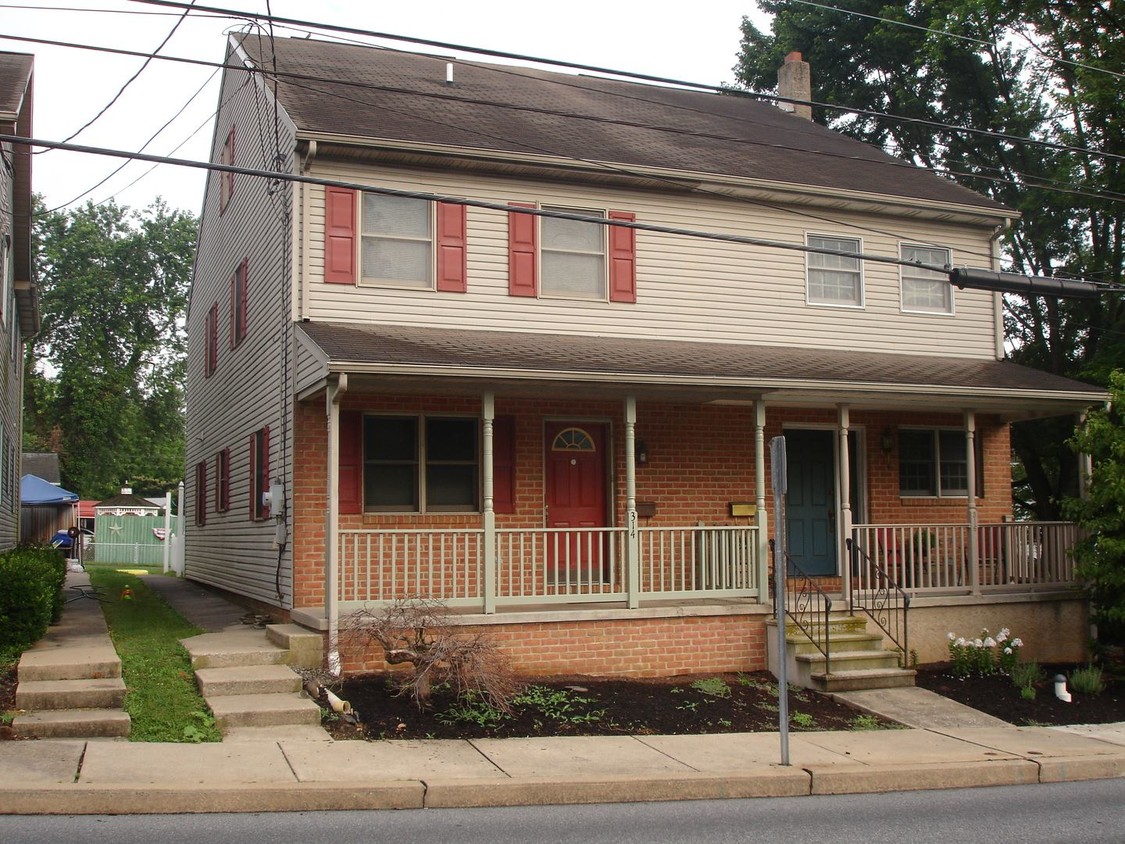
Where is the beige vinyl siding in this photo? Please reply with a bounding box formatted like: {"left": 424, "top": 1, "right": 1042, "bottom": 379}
{"left": 300, "top": 163, "right": 999, "bottom": 360}
{"left": 184, "top": 43, "right": 298, "bottom": 607}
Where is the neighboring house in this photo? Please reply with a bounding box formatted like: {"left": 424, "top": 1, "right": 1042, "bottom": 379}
{"left": 185, "top": 38, "right": 1103, "bottom": 677}
{"left": 20, "top": 474, "right": 77, "bottom": 546}
{"left": 95, "top": 488, "right": 163, "bottom": 517}
{"left": 0, "top": 53, "right": 39, "bottom": 552}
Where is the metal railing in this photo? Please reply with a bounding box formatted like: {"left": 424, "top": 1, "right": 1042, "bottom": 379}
{"left": 773, "top": 541, "right": 832, "bottom": 674}
{"left": 847, "top": 536, "right": 910, "bottom": 666}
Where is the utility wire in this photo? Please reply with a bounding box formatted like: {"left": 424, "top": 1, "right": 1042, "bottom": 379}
{"left": 6, "top": 130, "right": 1113, "bottom": 293}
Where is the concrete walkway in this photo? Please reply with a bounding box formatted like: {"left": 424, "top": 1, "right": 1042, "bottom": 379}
{"left": 1, "top": 572, "right": 1122, "bottom": 815}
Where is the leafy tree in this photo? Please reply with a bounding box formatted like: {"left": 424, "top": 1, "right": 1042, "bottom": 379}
{"left": 1065, "top": 370, "right": 1125, "bottom": 637}
{"left": 734, "top": 1, "right": 1123, "bottom": 518}
{"left": 26, "top": 198, "right": 196, "bottom": 499}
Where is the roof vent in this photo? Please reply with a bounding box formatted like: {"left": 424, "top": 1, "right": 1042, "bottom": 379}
{"left": 777, "top": 52, "right": 812, "bottom": 120}
{"left": 445, "top": 62, "right": 454, "bottom": 86}
{"left": 121, "top": 487, "right": 132, "bottom": 495}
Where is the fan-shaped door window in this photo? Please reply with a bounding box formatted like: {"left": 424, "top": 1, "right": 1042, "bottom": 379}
{"left": 551, "top": 427, "right": 596, "bottom": 452}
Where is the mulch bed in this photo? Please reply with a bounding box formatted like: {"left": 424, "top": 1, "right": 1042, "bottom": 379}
{"left": 914, "top": 662, "right": 1125, "bottom": 727}
{"left": 323, "top": 671, "right": 899, "bottom": 741}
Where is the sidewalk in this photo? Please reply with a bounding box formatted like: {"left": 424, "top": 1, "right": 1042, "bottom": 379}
{"left": 1, "top": 573, "right": 1122, "bottom": 815}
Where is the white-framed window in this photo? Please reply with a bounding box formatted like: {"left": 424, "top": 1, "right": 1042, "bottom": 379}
{"left": 807, "top": 234, "right": 863, "bottom": 307}
{"left": 901, "top": 244, "right": 952, "bottom": 314}
{"left": 360, "top": 193, "right": 433, "bottom": 288}
{"left": 363, "top": 415, "right": 479, "bottom": 512}
{"left": 541, "top": 207, "right": 606, "bottom": 300}
{"left": 899, "top": 428, "right": 983, "bottom": 498}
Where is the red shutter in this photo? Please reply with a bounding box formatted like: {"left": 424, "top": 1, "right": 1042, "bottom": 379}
{"left": 493, "top": 415, "right": 516, "bottom": 515}
{"left": 338, "top": 411, "right": 363, "bottom": 515}
{"left": 325, "top": 186, "right": 357, "bottom": 284}
{"left": 436, "top": 202, "right": 468, "bottom": 293}
{"left": 261, "top": 426, "right": 271, "bottom": 520}
{"left": 228, "top": 272, "right": 236, "bottom": 349}
{"left": 248, "top": 433, "right": 257, "bottom": 520}
{"left": 238, "top": 258, "right": 249, "bottom": 341}
{"left": 508, "top": 202, "right": 538, "bottom": 297}
{"left": 608, "top": 210, "right": 637, "bottom": 303}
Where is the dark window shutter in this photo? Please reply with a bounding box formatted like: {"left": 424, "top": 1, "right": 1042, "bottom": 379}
{"left": 261, "top": 426, "right": 271, "bottom": 520}
{"left": 608, "top": 210, "right": 637, "bottom": 303}
{"left": 238, "top": 258, "right": 249, "bottom": 341}
{"left": 436, "top": 202, "right": 468, "bottom": 293}
{"left": 493, "top": 415, "right": 516, "bottom": 514}
{"left": 338, "top": 411, "right": 363, "bottom": 515}
{"left": 228, "top": 272, "right": 236, "bottom": 349}
{"left": 325, "top": 186, "right": 357, "bottom": 284}
{"left": 248, "top": 433, "right": 257, "bottom": 520}
{"left": 508, "top": 203, "right": 538, "bottom": 297}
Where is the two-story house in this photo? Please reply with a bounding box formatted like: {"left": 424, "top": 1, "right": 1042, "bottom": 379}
{"left": 186, "top": 36, "right": 1102, "bottom": 680}
{"left": 0, "top": 52, "right": 39, "bottom": 550}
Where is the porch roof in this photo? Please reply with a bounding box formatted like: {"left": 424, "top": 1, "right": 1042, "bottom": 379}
{"left": 295, "top": 321, "right": 1104, "bottom": 419}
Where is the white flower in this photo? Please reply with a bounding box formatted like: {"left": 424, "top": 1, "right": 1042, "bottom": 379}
{"left": 1004, "top": 647, "right": 1013, "bottom": 655}
{"left": 974, "top": 638, "right": 984, "bottom": 648}
{"left": 1012, "top": 638, "right": 1023, "bottom": 648}
{"left": 984, "top": 637, "right": 997, "bottom": 648}
{"left": 956, "top": 638, "right": 966, "bottom": 647}
{"left": 997, "top": 629, "right": 1009, "bottom": 643}
{"left": 948, "top": 631, "right": 956, "bottom": 640}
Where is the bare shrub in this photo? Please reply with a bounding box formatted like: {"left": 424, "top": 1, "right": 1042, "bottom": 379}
{"left": 342, "top": 597, "right": 519, "bottom": 712}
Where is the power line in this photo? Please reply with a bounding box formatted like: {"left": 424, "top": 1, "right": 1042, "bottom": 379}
{"left": 5, "top": 130, "right": 1110, "bottom": 295}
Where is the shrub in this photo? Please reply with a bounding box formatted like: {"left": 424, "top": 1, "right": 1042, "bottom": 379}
{"left": 1010, "top": 661, "right": 1043, "bottom": 692}
{"left": 0, "top": 546, "right": 64, "bottom": 657}
{"left": 1069, "top": 664, "right": 1106, "bottom": 696}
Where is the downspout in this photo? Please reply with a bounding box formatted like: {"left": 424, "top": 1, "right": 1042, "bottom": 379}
{"left": 754, "top": 401, "right": 769, "bottom": 602}
{"left": 965, "top": 410, "right": 980, "bottom": 595}
{"left": 325, "top": 372, "right": 347, "bottom": 674}
{"left": 990, "top": 219, "right": 1011, "bottom": 361}
{"left": 838, "top": 405, "right": 852, "bottom": 600}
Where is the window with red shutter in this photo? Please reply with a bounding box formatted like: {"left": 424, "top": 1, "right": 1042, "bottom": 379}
{"left": 215, "top": 448, "right": 230, "bottom": 513}
{"left": 508, "top": 203, "right": 538, "bottom": 297}
{"left": 205, "top": 303, "right": 218, "bottom": 377}
{"left": 250, "top": 427, "right": 270, "bottom": 520}
{"left": 436, "top": 202, "right": 467, "bottom": 293}
{"left": 230, "top": 259, "right": 248, "bottom": 348}
{"left": 338, "top": 411, "right": 363, "bottom": 515}
{"left": 608, "top": 211, "right": 637, "bottom": 303}
{"left": 325, "top": 186, "right": 357, "bottom": 284}
{"left": 195, "top": 461, "right": 208, "bottom": 526}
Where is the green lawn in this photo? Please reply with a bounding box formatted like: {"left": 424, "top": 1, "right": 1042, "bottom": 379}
{"left": 87, "top": 567, "right": 221, "bottom": 742}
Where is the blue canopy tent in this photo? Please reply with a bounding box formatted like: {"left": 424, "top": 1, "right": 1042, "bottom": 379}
{"left": 21, "top": 474, "right": 79, "bottom": 546}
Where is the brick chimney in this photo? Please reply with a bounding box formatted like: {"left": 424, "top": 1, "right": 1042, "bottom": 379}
{"left": 778, "top": 51, "right": 812, "bottom": 120}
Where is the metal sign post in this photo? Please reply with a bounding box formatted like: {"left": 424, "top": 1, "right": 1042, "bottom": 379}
{"left": 770, "top": 435, "right": 790, "bottom": 766}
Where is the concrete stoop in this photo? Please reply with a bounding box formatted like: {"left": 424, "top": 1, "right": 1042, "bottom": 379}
{"left": 12, "top": 644, "right": 131, "bottom": 739}
{"left": 182, "top": 626, "right": 327, "bottom": 737}
{"left": 767, "top": 614, "right": 916, "bottom": 693}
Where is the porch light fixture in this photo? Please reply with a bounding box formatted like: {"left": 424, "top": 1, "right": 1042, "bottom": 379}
{"left": 881, "top": 428, "right": 895, "bottom": 455}
{"left": 635, "top": 440, "right": 648, "bottom": 466}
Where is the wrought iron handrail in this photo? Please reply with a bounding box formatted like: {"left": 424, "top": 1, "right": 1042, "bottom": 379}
{"left": 771, "top": 540, "right": 833, "bottom": 675}
{"left": 847, "top": 536, "right": 911, "bottom": 667}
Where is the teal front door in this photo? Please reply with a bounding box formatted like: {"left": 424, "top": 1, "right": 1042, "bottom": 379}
{"left": 785, "top": 429, "right": 837, "bottom": 576}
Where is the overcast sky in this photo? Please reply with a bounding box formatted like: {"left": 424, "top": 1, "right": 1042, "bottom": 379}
{"left": 5, "top": 1, "right": 771, "bottom": 216}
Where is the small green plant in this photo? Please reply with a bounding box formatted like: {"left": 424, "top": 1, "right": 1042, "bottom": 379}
{"left": 736, "top": 674, "right": 775, "bottom": 693}
{"left": 1020, "top": 685, "right": 1037, "bottom": 701}
{"left": 690, "top": 677, "right": 731, "bottom": 698}
{"left": 436, "top": 692, "right": 510, "bottom": 729}
{"left": 850, "top": 714, "right": 882, "bottom": 730}
{"left": 1069, "top": 664, "right": 1106, "bottom": 696}
{"left": 790, "top": 711, "right": 815, "bottom": 728}
{"left": 181, "top": 709, "right": 216, "bottom": 743}
{"left": 1010, "top": 661, "right": 1043, "bottom": 692}
{"left": 676, "top": 699, "right": 700, "bottom": 712}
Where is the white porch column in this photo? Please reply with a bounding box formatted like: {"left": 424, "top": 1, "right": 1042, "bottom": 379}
{"left": 625, "top": 396, "right": 641, "bottom": 609}
{"left": 325, "top": 374, "right": 347, "bottom": 674}
{"left": 965, "top": 410, "right": 980, "bottom": 595}
{"left": 482, "top": 393, "right": 497, "bottom": 614}
{"left": 838, "top": 405, "right": 852, "bottom": 597}
{"left": 754, "top": 401, "right": 769, "bottom": 602}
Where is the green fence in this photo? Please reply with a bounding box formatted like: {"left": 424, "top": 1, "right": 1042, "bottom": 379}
{"left": 92, "top": 515, "right": 171, "bottom": 566}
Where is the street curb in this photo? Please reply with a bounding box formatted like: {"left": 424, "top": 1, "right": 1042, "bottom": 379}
{"left": 422, "top": 770, "right": 812, "bottom": 808}
{"left": 1036, "top": 755, "right": 1125, "bottom": 783}
{"left": 807, "top": 759, "right": 1040, "bottom": 795}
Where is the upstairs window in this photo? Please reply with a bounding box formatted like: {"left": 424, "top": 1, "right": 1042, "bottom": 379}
{"left": 324, "top": 187, "right": 466, "bottom": 291}
{"left": 219, "top": 125, "right": 235, "bottom": 213}
{"left": 541, "top": 207, "right": 606, "bottom": 299}
{"left": 229, "top": 259, "right": 248, "bottom": 349}
{"left": 205, "top": 303, "right": 218, "bottom": 377}
{"left": 807, "top": 234, "right": 862, "bottom": 307}
{"left": 899, "top": 428, "right": 983, "bottom": 498}
{"left": 901, "top": 244, "right": 953, "bottom": 314}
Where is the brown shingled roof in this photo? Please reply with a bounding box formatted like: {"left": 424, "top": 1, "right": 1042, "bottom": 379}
{"left": 234, "top": 36, "right": 1007, "bottom": 214}
{"left": 0, "top": 52, "right": 32, "bottom": 120}
{"left": 297, "top": 321, "right": 1102, "bottom": 414}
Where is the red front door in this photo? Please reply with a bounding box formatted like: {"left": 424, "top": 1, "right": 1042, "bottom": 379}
{"left": 545, "top": 422, "right": 608, "bottom": 583}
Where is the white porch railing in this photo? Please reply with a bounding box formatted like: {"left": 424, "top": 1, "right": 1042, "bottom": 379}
{"left": 851, "top": 521, "right": 1080, "bottom": 595}
{"left": 337, "top": 524, "right": 761, "bottom": 609}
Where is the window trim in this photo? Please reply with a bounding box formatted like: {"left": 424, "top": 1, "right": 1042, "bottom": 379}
{"left": 898, "top": 426, "right": 984, "bottom": 499}
{"left": 215, "top": 448, "right": 230, "bottom": 513}
{"left": 361, "top": 413, "right": 480, "bottom": 514}
{"left": 539, "top": 205, "right": 608, "bottom": 302}
{"left": 806, "top": 233, "right": 865, "bottom": 309}
{"left": 900, "top": 242, "right": 954, "bottom": 315}
{"left": 359, "top": 193, "right": 435, "bottom": 289}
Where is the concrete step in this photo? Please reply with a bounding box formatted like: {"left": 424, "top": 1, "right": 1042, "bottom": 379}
{"left": 785, "top": 630, "right": 887, "bottom": 656}
{"left": 195, "top": 664, "right": 302, "bottom": 697}
{"left": 206, "top": 693, "right": 322, "bottom": 730}
{"left": 811, "top": 667, "right": 917, "bottom": 693}
{"left": 17, "top": 644, "right": 121, "bottom": 682}
{"left": 266, "top": 624, "right": 323, "bottom": 669}
{"left": 222, "top": 724, "right": 334, "bottom": 742}
{"left": 182, "top": 630, "right": 289, "bottom": 670}
{"left": 16, "top": 677, "right": 127, "bottom": 710}
{"left": 796, "top": 648, "right": 905, "bottom": 674}
{"left": 11, "top": 708, "right": 131, "bottom": 739}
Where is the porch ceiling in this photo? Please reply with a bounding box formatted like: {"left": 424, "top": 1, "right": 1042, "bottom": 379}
{"left": 296, "top": 321, "right": 1104, "bottom": 419}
